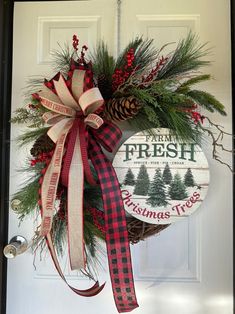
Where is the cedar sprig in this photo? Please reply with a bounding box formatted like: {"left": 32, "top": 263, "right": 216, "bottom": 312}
{"left": 11, "top": 106, "right": 45, "bottom": 128}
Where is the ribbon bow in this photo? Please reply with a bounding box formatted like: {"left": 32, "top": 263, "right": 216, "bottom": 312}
{"left": 37, "top": 68, "right": 138, "bottom": 312}
{"left": 38, "top": 70, "right": 104, "bottom": 270}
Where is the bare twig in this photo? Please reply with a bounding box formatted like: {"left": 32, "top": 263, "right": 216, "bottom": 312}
{"left": 200, "top": 116, "right": 234, "bottom": 172}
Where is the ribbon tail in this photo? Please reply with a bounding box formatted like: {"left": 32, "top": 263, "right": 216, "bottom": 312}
{"left": 46, "top": 233, "right": 105, "bottom": 296}
{"left": 40, "top": 120, "right": 72, "bottom": 236}
{"left": 60, "top": 119, "right": 85, "bottom": 270}
{"left": 68, "top": 127, "right": 85, "bottom": 270}
{"left": 88, "top": 136, "right": 139, "bottom": 313}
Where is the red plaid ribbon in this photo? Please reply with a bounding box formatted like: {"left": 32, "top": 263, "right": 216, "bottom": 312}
{"left": 40, "top": 66, "right": 138, "bottom": 312}
{"left": 89, "top": 122, "right": 139, "bottom": 312}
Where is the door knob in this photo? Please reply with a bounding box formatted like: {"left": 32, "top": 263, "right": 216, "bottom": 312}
{"left": 3, "top": 236, "right": 28, "bottom": 258}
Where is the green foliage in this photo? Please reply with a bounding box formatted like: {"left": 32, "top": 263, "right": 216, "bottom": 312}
{"left": 157, "top": 32, "right": 210, "bottom": 79}
{"left": 187, "top": 90, "right": 226, "bottom": 115}
{"left": 133, "top": 164, "right": 150, "bottom": 196}
{"left": 147, "top": 168, "right": 168, "bottom": 207}
{"left": 12, "top": 163, "right": 44, "bottom": 220}
{"left": 91, "top": 42, "right": 116, "bottom": 99}
{"left": 115, "top": 37, "right": 158, "bottom": 74}
{"left": 11, "top": 107, "right": 45, "bottom": 128}
{"left": 51, "top": 214, "right": 67, "bottom": 257}
{"left": 169, "top": 173, "right": 188, "bottom": 200}
{"left": 17, "top": 127, "right": 49, "bottom": 147}
{"left": 176, "top": 74, "right": 211, "bottom": 93}
{"left": 51, "top": 42, "right": 73, "bottom": 75}
{"left": 23, "top": 77, "right": 45, "bottom": 98}
{"left": 142, "top": 105, "right": 161, "bottom": 127}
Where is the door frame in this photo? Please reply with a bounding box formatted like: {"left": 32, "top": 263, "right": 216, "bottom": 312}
{"left": 0, "top": 1, "right": 234, "bottom": 314}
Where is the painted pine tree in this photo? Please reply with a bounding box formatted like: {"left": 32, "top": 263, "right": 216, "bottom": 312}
{"left": 162, "top": 163, "right": 172, "bottom": 184}
{"left": 184, "top": 168, "right": 196, "bottom": 187}
{"left": 169, "top": 173, "right": 188, "bottom": 200}
{"left": 147, "top": 168, "right": 168, "bottom": 207}
{"left": 123, "top": 168, "right": 135, "bottom": 186}
{"left": 133, "top": 164, "right": 150, "bottom": 195}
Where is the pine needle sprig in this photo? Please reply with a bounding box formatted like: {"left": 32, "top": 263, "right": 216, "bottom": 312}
{"left": 51, "top": 215, "right": 67, "bottom": 257}
{"left": 12, "top": 173, "right": 41, "bottom": 220}
{"left": 157, "top": 32, "right": 210, "bottom": 79}
{"left": 51, "top": 42, "right": 73, "bottom": 75}
{"left": 23, "top": 77, "right": 45, "bottom": 98}
{"left": 90, "top": 42, "right": 116, "bottom": 99}
{"left": 17, "top": 127, "right": 50, "bottom": 147}
{"left": 115, "top": 37, "right": 158, "bottom": 74}
{"left": 176, "top": 74, "right": 211, "bottom": 93}
{"left": 159, "top": 107, "right": 201, "bottom": 142}
{"left": 187, "top": 90, "right": 226, "bottom": 115}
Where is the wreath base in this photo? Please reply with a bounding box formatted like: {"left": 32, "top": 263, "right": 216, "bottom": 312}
{"left": 126, "top": 217, "right": 170, "bottom": 244}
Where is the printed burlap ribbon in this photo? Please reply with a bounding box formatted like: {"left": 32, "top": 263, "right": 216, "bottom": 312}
{"left": 37, "top": 67, "right": 138, "bottom": 312}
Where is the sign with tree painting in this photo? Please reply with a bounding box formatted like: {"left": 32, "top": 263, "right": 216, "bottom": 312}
{"left": 112, "top": 128, "right": 210, "bottom": 224}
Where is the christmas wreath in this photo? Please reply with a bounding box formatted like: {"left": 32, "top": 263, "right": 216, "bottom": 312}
{"left": 11, "top": 33, "right": 230, "bottom": 312}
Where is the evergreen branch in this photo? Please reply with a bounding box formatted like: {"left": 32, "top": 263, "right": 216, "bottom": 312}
{"left": 23, "top": 77, "right": 44, "bottom": 98}
{"left": 51, "top": 215, "right": 67, "bottom": 257}
{"left": 11, "top": 107, "right": 45, "bottom": 128}
{"left": 91, "top": 42, "right": 116, "bottom": 79}
{"left": 116, "top": 37, "right": 158, "bottom": 73}
{"left": 142, "top": 105, "right": 161, "bottom": 127}
{"left": 90, "top": 42, "right": 116, "bottom": 98}
{"left": 176, "top": 74, "right": 211, "bottom": 93}
{"left": 12, "top": 173, "right": 41, "bottom": 220}
{"left": 17, "top": 127, "right": 50, "bottom": 147}
{"left": 159, "top": 106, "right": 201, "bottom": 142}
{"left": 187, "top": 90, "right": 226, "bottom": 115}
{"left": 157, "top": 32, "right": 210, "bottom": 79}
{"left": 51, "top": 42, "right": 73, "bottom": 75}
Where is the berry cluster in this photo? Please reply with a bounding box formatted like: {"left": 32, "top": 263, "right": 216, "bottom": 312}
{"left": 73, "top": 34, "right": 79, "bottom": 51}
{"left": 112, "top": 48, "right": 136, "bottom": 91}
{"left": 191, "top": 110, "right": 205, "bottom": 124}
{"left": 183, "top": 104, "right": 205, "bottom": 124}
{"left": 79, "top": 44, "right": 89, "bottom": 65}
{"left": 142, "top": 56, "right": 168, "bottom": 84}
{"left": 30, "top": 152, "right": 53, "bottom": 166}
{"left": 126, "top": 48, "right": 135, "bottom": 68}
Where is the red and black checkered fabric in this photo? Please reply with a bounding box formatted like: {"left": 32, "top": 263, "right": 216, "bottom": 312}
{"left": 88, "top": 124, "right": 138, "bottom": 313}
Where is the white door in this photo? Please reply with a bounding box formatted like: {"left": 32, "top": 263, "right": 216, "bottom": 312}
{"left": 8, "top": 1, "right": 233, "bottom": 314}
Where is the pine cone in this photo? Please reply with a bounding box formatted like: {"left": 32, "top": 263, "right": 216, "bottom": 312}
{"left": 30, "top": 133, "right": 55, "bottom": 157}
{"left": 104, "top": 96, "right": 141, "bottom": 122}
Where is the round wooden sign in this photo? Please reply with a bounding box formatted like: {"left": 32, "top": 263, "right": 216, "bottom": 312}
{"left": 113, "top": 128, "right": 210, "bottom": 224}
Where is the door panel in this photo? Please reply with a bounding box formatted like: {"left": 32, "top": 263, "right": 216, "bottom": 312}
{"left": 121, "top": 2, "right": 233, "bottom": 314}
{"left": 8, "top": 1, "right": 233, "bottom": 314}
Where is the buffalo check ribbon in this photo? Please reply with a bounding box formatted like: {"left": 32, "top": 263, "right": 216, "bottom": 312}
{"left": 88, "top": 123, "right": 139, "bottom": 312}
{"left": 37, "top": 67, "right": 138, "bottom": 312}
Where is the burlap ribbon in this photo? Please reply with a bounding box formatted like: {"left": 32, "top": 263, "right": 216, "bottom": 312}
{"left": 37, "top": 68, "right": 138, "bottom": 312}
